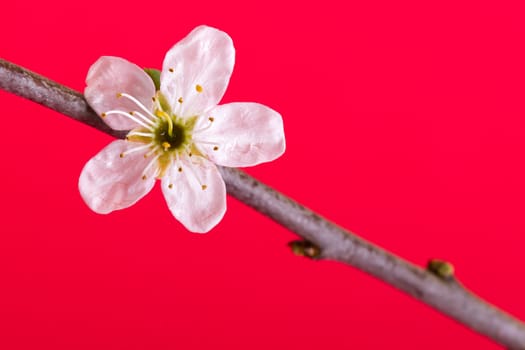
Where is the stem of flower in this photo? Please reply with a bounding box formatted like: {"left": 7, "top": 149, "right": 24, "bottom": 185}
{"left": 1, "top": 58, "right": 524, "bottom": 349}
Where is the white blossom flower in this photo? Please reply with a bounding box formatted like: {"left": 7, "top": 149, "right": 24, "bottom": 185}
{"left": 79, "top": 25, "right": 285, "bottom": 233}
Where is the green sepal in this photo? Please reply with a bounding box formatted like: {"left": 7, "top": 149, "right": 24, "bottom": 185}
{"left": 144, "top": 68, "right": 161, "bottom": 91}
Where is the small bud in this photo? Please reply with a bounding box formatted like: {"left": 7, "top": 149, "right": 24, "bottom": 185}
{"left": 427, "top": 259, "right": 455, "bottom": 280}
{"left": 288, "top": 240, "right": 321, "bottom": 259}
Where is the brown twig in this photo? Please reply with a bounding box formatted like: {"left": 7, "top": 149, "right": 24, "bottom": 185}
{"left": 1, "top": 57, "right": 524, "bottom": 349}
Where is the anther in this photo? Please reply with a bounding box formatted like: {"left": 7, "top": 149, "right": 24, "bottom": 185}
{"left": 188, "top": 152, "right": 192, "bottom": 157}
{"left": 196, "top": 84, "right": 203, "bottom": 93}
{"left": 201, "top": 185, "right": 207, "bottom": 190}
{"left": 129, "top": 111, "right": 134, "bottom": 115}
{"left": 152, "top": 96, "right": 156, "bottom": 102}
{"left": 178, "top": 97, "right": 184, "bottom": 104}
{"left": 168, "top": 68, "right": 174, "bottom": 73}
{"left": 178, "top": 167, "right": 183, "bottom": 172}
{"left": 119, "top": 153, "right": 125, "bottom": 158}
{"left": 162, "top": 142, "right": 171, "bottom": 151}
{"left": 213, "top": 146, "right": 219, "bottom": 151}
{"left": 142, "top": 175, "right": 147, "bottom": 180}
{"left": 168, "top": 183, "right": 173, "bottom": 189}
{"left": 208, "top": 117, "right": 214, "bottom": 122}
{"left": 101, "top": 112, "right": 107, "bottom": 118}
{"left": 116, "top": 93, "right": 122, "bottom": 98}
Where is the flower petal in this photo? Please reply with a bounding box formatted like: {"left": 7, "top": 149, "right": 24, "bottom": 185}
{"left": 160, "top": 25, "right": 235, "bottom": 117}
{"left": 196, "top": 102, "right": 286, "bottom": 167}
{"left": 85, "top": 56, "right": 156, "bottom": 130}
{"left": 79, "top": 140, "right": 156, "bottom": 214}
{"left": 161, "top": 156, "right": 226, "bottom": 233}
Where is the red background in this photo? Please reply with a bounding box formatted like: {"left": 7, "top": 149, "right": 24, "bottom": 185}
{"left": 1, "top": 1, "right": 524, "bottom": 349}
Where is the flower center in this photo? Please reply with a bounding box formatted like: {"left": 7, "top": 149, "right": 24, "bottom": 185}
{"left": 103, "top": 91, "right": 218, "bottom": 182}
{"left": 153, "top": 117, "right": 188, "bottom": 152}
{"left": 106, "top": 92, "right": 201, "bottom": 178}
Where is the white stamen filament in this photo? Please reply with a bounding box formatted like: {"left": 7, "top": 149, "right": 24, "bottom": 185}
{"left": 130, "top": 110, "right": 156, "bottom": 126}
{"left": 174, "top": 153, "right": 184, "bottom": 173}
{"left": 142, "top": 153, "right": 161, "bottom": 178}
{"left": 184, "top": 144, "right": 193, "bottom": 157}
{"left": 182, "top": 154, "right": 207, "bottom": 190}
{"left": 104, "top": 110, "right": 153, "bottom": 131}
{"left": 152, "top": 97, "right": 161, "bottom": 111}
{"left": 192, "top": 139, "right": 219, "bottom": 146}
{"left": 120, "top": 143, "right": 153, "bottom": 157}
{"left": 145, "top": 145, "right": 160, "bottom": 158}
{"left": 118, "top": 92, "right": 160, "bottom": 121}
{"left": 192, "top": 118, "right": 214, "bottom": 134}
{"left": 127, "top": 131, "right": 154, "bottom": 138}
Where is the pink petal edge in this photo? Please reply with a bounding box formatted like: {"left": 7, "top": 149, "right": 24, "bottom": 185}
{"left": 161, "top": 156, "right": 226, "bottom": 233}
{"left": 197, "top": 102, "right": 286, "bottom": 167}
{"left": 79, "top": 140, "right": 156, "bottom": 214}
{"left": 160, "top": 25, "right": 235, "bottom": 117}
{"left": 85, "top": 56, "right": 156, "bottom": 131}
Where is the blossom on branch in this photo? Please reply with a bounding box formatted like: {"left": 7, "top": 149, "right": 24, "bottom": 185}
{"left": 79, "top": 25, "right": 285, "bottom": 233}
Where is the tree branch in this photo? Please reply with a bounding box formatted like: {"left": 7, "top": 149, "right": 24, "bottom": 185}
{"left": 1, "top": 57, "right": 524, "bottom": 349}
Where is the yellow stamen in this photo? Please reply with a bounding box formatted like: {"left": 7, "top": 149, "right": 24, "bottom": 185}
{"left": 213, "top": 146, "right": 219, "bottom": 151}
{"left": 201, "top": 185, "right": 207, "bottom": 190}
{"left": 155, "top": 109, "right": 174, "bottom": 136}
{"left": 208, "top": 117, "right": 214, "bottom": 122}
{"left": 168, "top": 184, "right": 173, "bottom": 189}
{"left": 168, "top": 68, "right": 174, "bottom": 73}
{"left": 162, "top": 142, "right": 171, "bottom": 151}
{"left": 178, "top": 97, "right": 184, "bottom": 104}
{"left": 195, "top": 84, "right": 203, "bottom": 93}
